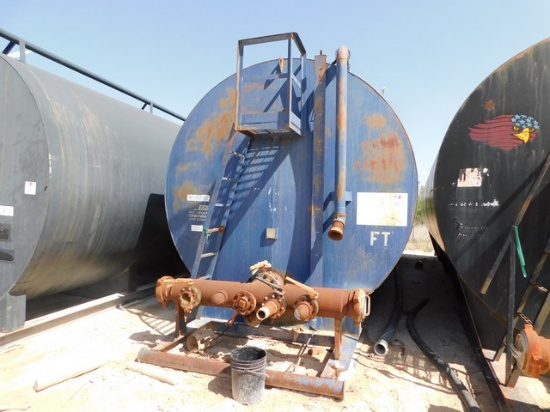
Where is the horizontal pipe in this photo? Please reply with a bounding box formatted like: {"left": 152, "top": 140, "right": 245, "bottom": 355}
{"left": 138, "top": 348, "right": 345, "bottom": 399}
{"left": 156, "top": 276, "right": 365, "bottom": 322}
{"left": 0, "top": 27, "right": 185, "bottom": 122}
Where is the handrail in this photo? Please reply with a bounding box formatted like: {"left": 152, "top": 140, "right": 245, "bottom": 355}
{"left": 235, "top": 32, "right": 306, "bottom": 136}
{"left": 0, "top": 27, "right": 185, "bottom": 122}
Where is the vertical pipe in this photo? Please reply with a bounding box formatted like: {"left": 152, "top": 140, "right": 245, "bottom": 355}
{"left": 328, "top": 46, "right": 349, "bottom": 241}
{"left": 310, "top": 53, "right": 327, "bottom": 283}
{"left": 235, "top": 41, "right": 244, "bottom": 130}
{"left": 286, "top": 37, "right": 292, "bottom": 128}
{"left": 19, "top": 40, "right": 26, "bottom": 64}
{"left": 506, "top": 233, "right": 516, "bottom": 384}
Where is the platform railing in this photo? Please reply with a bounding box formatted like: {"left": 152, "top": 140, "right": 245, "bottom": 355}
{"left": 0, "top": 27, "right": 185, "bottom": 122}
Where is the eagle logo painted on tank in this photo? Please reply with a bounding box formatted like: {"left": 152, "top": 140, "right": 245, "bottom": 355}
{"left": 469, "top": 114, "right": 540, "bottom": 150}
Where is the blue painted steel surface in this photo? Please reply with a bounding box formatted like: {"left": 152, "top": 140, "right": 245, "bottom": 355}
{"left": 166, "top": 49, "right": 417, "bottom": 323}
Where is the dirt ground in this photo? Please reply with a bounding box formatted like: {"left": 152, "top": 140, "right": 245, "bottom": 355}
{"left": 0, "top": 228, "right": 549, "bottom": 411}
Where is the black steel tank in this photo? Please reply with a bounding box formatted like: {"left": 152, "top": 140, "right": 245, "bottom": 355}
{"left": 0, "top": 54, "right": 183, "bottom": 330}
{"left": 424, "top": 38, "right": 550, "bottom": 350}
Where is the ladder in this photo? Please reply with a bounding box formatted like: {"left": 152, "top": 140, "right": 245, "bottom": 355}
{"left": 190, "top": 132, "right": 251, "bottom": 279}
{"left": 190, "top": 33, "right": 307, "bottom": 279}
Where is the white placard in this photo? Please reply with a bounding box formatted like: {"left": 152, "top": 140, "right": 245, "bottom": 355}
{"left": 191, "top": 225, "right": 204, "bottom": 232}
{"left": 187, "top": 194, "right": 210, "bottom": 202}
{"left": 25, "top": 181, "right": 37, "bottom": 195}
{"left": 356, "top": 192, "right": 408, "bottom": 227}
{"left": 0, "top": 205, "right": 14, "bottom": 217}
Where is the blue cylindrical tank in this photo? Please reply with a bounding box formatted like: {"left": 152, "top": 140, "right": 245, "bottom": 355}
{"left": 166, "top": 40, "right": 417, "bottom": 325}
{"left": 0, "top": 54, "right": 182, "bottom": 330}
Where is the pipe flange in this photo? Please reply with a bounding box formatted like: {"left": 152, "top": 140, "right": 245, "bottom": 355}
{"left": 262, "top": 295, "right": 287, "bottom": 319}
{"left": 352, "top": 289, "right": 370, "bottom": 325}
{"left": 233, "top": 290, "right": 257, "bottom": 315}
{"left": 179, "top": 286, "right": 202, "bottom": 313}
{"left": 514, "top": 323, "right": 550, "bottom": 377}
{"left": 155, "top": 275, "right": 175, "bottom": 308}
{"left": 293, "top": 295, "right": 319, "bottom": 321}
{"left": 257, "top": 270, "right": 285, "bottom": 288}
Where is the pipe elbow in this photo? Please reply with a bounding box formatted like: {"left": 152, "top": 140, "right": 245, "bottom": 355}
{"left": 337, "top": 45, "right": 349, "bottom": 62}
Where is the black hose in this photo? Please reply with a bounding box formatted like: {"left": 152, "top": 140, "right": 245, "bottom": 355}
{"left": 406, "top": 299, "right": 481, "bottom": 412}
{"left": 442, "top": 254, "right": 510, "bottom": 411}
{"left": 374, "top": 269, "right": 403, "bottom": 356}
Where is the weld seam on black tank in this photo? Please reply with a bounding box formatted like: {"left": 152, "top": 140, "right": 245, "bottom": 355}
{"left": 406, "top": 299, "right": 481, "bottom": 412}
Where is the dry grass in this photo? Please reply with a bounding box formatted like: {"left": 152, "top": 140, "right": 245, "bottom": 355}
{"left": 405, "top": 225, "right": 434, "bottom": 255}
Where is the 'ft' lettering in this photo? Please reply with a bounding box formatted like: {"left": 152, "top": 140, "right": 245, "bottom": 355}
{"left": 370, "top": 231, "right": 390, "bottom": 246}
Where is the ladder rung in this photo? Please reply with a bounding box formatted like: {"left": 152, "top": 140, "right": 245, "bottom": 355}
{"left": 529, "top": 282, "right": 549, "bottom": 293}
{"left": 516, "top": 312, "right": 532, "bottom": 324}
{"left": 222, "top": 176, "right": 238, "bottom": 184}
{"left": 205, "top": 226, "right": 224, "bottom": 234}
{"left": 230, "top": 150, "right": 246, "bottom": 158}
{"left": 201, "top": 252, "right": 217, "bottom": 258}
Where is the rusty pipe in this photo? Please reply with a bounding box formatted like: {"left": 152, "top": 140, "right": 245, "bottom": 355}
{"left": 156, "top": 276, "right": 368, "bottom": 325}
{"left": 514, "top": 324, "right": 550, "bottom": 377}
{"left": 256, "top": 299, "right": 281, "bottom": 321}
{"left": 137, "top": 348, "right": 345, "bottom": 399}
{"left": 328, "top": 45, "right": 349, "bottom": 242}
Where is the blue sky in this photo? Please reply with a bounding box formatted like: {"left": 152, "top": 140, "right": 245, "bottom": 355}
{"left": 2, "top": 1, "right": 550, "bottom": 184}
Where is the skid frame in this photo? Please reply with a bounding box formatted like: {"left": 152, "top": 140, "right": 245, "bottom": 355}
{"left": 139, "top": 317, "right": 361, "bottom": 399}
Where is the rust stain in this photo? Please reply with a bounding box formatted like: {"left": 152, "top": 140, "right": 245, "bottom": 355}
{"left": 364, "top": 113, "right": 387, "bottom": 129}
{"left": 314, "top": 132, "right": 323, "bottom": 157}
{"left": 173, "top": 181, "right": 201, "bottom": 212}
{"left": 279, "top": 58, "right": 287, "bottom": 73}
{"left": 312, "top": 173, "right": 322, "bottom": 195}
{"left": 219, "top": 88, "right": 236, "bottom": 109}
{"left": 242, "top": 82, "right": 264, "bottom": 93}
{"left": 325, "top": 125, "right": 333, "bottom": 139}
{"left": 353, "top": 133, "right": 407, "bottom": 184}
{"left": 176, "top": 162, "right": 196, "bottom": 175}
{"left": 185, "top": 88, "right": 236, "bottom": 160}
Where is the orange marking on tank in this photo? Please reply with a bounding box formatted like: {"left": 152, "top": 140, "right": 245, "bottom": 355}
{"left": 365, "top": 113, "right": 387, "bottom": 129}
{"left": 186, "top": 89, "right": 236, "bottom": 159}
{"left": 176, "top": 162, "right": 196, "bottom": 174}
{"left": 353, "top": 133, "right": 406, "bottom": 184}
{"left": 173, "top": 181, "right": 201, "bottom": 212}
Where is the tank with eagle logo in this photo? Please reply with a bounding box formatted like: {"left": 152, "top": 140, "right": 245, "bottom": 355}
{"left": 424, "top": 37, "right": 550, "bottom": 350}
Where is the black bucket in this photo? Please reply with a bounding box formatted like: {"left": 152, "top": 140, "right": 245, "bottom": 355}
{"left": 230, "top": 346, "right": 267, "bottom": 404}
